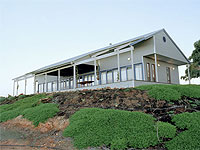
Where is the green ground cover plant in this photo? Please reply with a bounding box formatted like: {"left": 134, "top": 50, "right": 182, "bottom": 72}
{"left": 136, "top": 84, "right": 200, "bottom": 101}
{"left": 165, "top": 112, "right": 200, "bottom": 150}
{"left": 156, "top": 121, "right": 176, "bottom": 139}
{"left": 0, "top": 94, "right": 56, "bottom": 125}
{"left": 0, "top": 97, "right": 6, "bottom": 102}
{"left": 22, "top": 103, "right": 59, "bottom": 126}
{"left": 63, "top": 108, "right": 176, "bottom": 150}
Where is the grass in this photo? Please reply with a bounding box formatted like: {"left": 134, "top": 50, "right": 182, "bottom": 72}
{"left": 165, "top": 112, "right": 200, "bottom": 150}
{"left": 0, "top": 94, "right": 59, "bottom": 126}
{"left": 136, "top": 84, "right": 200, "bottom": 101}
{"left": 63, "top": 108, "right": 176, "bottom": 149}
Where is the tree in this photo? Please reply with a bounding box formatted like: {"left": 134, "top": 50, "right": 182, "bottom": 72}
{"left": 181, "top": 40, "right": 200, "bottom": 81}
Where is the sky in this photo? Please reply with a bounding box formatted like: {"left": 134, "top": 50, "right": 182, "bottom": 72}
{"left": 0, "top": 0, "right": 200, "bottom": 96}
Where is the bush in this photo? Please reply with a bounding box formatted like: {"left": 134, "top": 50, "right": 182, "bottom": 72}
{"left": 8, "top": 96, "right": 15, "bottom": 101}
{"left": 148, "top": 86, "right": 181, "bottom": 101}
{"left": 18, "top": 94, "right": 27, "bottom": 99}
{"left": 136, "top": 84, "right": 200, "bottom": 101}
{"left": 172, "top": 84, "right": 200, "bottom": 98}
{"left": 63, "top": 108, "right": 165, "bottom": 149}
{"left": 110, "top": 138, "right": 127, "bottom": 150}
{"left": 0, "top": 94, "right": 46, "bottom": 122}
{"left": 156, "top": 121, "right": 176, "bottom": 139}
{"left": 0, "top": 97, "right": 6, "bottom": 102}
{"left": 22, "top": 103, "right": 59, "bottom": 126}
{"left": 0, "top": 108, "right": 21, "bottom": 122}
{"left": 165, "top": 112, "right": 200, "bottom": 150}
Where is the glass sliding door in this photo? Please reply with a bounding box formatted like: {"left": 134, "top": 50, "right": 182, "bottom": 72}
{"left": 101, "top": 72, "right": 107, "bottom": 84}
{"left": 135, "top": 64, "right": 143, "bottom": 80}
{"left": 121, "top": 67, "right": 127, "bottom": 81}
{"left": 127, "top": 67, "right": 133, "bottom": 80}
{"left": 107, "top": 71, "right": 113, "bottom": 84}
{"left": 113, "top": 69, "right": 118, "bottom": 82}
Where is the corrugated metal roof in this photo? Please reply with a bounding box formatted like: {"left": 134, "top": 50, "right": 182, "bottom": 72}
{"left": 13, "top": 29, "right": 164, "bottom": 80}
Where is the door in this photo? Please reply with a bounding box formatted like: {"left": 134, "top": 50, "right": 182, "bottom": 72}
{"left": 166, "top": 67, "right": 171, "bottom": 83}
{"left": 146, "top": 63, "right": 151, "bottom": 81}
{"left": 151, "top": 64, "right": 156, "bottom": 82}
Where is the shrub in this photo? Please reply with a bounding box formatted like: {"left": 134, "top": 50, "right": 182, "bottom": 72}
{"left": 136, "top": 84, "right": 200, "bottom": 101}
{"left": 22, "top": 103, "right": 59, "bottom": 126}
{"left": 18, "top": 94, "right": 27, "bottom": 99}
{"left": 110, "top": 138, "right": 127, "bottom": 150}
{"left": 148, "top": 86, "right": 181, "bottom": 101}
{"left": 0, "top": 94, "right": 47, "bottom": 122}
{"left": 172, "top": 84, "right": 200, "bottom": 98}
{"left": 0, "top": 97, "right": 6, "bottom": 102}
{"left": 8, "top": 96, "right": 15, "bottom": 101}
{"left": 165, "top": 112, "right": 200, "bottom": 150}
{"left": 0, "top": 108, "right": 21, "bottom": 122}
{"left": 63, "top": 108, "right": 162, "bottom": 149}
{"left": 156, "top": 121, "right": 176, "bottom": 139}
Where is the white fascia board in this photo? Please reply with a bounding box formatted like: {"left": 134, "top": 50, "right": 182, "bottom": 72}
{"left": 13, "top": 74, "right": 34, "bottom": 81}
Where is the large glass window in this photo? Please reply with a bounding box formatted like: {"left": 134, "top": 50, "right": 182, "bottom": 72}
{"left": 48, "top": 82, "right": 52, "bottom": 92}
{"left": 113, "top": 69, "right": 118, "bottom": 82}
{"left": 60, "top": 81, "right": 65, "bottom": 90}
{"left": 84, "top": 76, "right": 88, "bottom": 87}
{"left": 52, "top": 82, "right": 57, "bottom": 91}
{"left": 101, "top": 72, "right": 107, "bottom": 84}
{"left": 127, "top": 67, "right": 133, "bottom": 80}
{"left": 88, "top": 75, "right": 92, "bottom": 86}
{"left": 38, "top": 84, "right": 43, "bottom": 93}
{"left": 70, "top": 78, "right": 73, "bottom": 89}
{"left": 135, "top": 64, "right": 143, "bottom": 80}
{"left": 91, "top": 75, "right": 94, "bottom": 86}
{"left": 66, "top": 79, "right": 69, "bottom": 89}
{"left": 121, "top": 67, "right": 127, "bottom": 81}
{"left": 107, "top": 71, "right": 113, "bottom": 83}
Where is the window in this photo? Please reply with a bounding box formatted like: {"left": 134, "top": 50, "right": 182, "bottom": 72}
{"left": 121, "top": 67, "right": 127, "bottom": 81}
{"left": 52, "top": 82, "right": 57, "bottom": 91}
{"left": 88, "top": 75, "right": 92, "bottom": 86}
{"left": 107, "top": 71, "right": 113, "bottom": 83}
{"left": 91, "top": 75, "right": 94, "bottom": 86}
{"left": 66, "top": 79, "right": 69, "bottom": 89}
{"left": 151, "top": 64, "right": 156, "bottom": 82}
{"left": 70, "top": 78, "right": 73, "bottom": 89}
{"left": 101, "top": 72, "right": 107, "bottom": 84}
{"left": 113, "top": 69, "right": 118, "bottom": 82}
{"left": 38, "top": 84, "right": 43, "bottom": 93}
{"left": 127, "top": 67, "right": 133, "bottom": 80}
{"left": 146, "top": 63, "right": 151, "bottom": 81}
{"left": 135, "top": 64, "right": 143, "bottom": 80}
{"left": 163, "top": 36, "right": 166, "bottom": 42}
{"left": 84, "top": 76, "right": 88, "bottom": 86}
{"left": 166, "top": 67, "right": 171, "bottom": 83}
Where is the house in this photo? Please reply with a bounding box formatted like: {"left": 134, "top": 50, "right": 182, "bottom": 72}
{"left": 12, "top": 29, "right": 190, "bottom": 95}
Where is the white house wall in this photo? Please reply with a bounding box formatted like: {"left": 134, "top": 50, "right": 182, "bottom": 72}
{"left": 99, "top": 38, "right": 154, "bottom": 71}
{"left": 133, "top": 38, "right": 154, "bottom": 63}
{"left": 143, "top": 57, "right": 179, "bottom": 84}
{"left": 155, "top": 31, "right": 188, "bottom": 64}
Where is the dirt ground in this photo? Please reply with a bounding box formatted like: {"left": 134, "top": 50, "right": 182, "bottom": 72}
{"left": 0, "top": 118, "right": 75, "bottom": 150}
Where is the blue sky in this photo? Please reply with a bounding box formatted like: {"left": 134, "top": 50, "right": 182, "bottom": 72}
{"left": 0, "top": 0, "right": 200, "bottom": 96}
